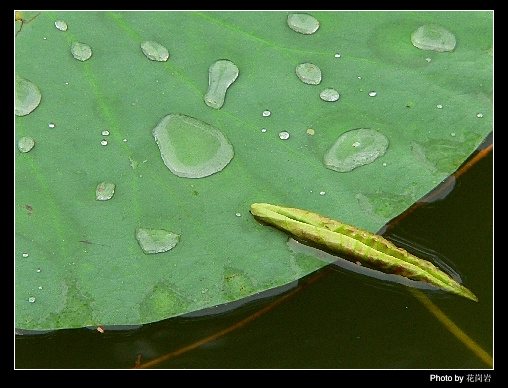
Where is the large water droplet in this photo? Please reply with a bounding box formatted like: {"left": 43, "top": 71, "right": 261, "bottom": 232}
{"left": 278, "top": 131, "right": 290, "bottom": 140}
{"left": 152, "top": 114, "right": 234, "bottom": 178}
{"left": 319, "top": 88, "right": 340, "bottom": 102}
{"left": 17, "top": 136, "right": 35, "bottom": 153}
{"left": 411, "top": 24, "right": 456, "bottom": 52}
{"left": 140, "top": 40, "right": 169, "bottom": 62}
{"left": 204, "top": 59, "right": 239, "bottom": 109}
{"left": 324, "top": 128, "right": 389, "bottom": 172}
{"left": 95, "top": 181, "right": 116, "bottom": 201}
{"left": 135, "top": 228, "right": 180, "bottom": 254}
{"left": 295, "top": 63, "right": 322, "bottom": 85}
{"left": 287, "top": 13, "right": 320, "bottom": 35}
{"left": 15, "top": 75, "right": 41, "bottom": 116}
{"left": 70, "top": 42, "right": 92, "bottom": 61}
{"left": 54, "top": 20, "right": 68, "bottom": 31}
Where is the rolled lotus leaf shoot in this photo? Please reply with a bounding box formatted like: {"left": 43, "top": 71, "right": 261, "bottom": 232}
{"left": 250, "top": 202, "right": 478, "bottom": 302}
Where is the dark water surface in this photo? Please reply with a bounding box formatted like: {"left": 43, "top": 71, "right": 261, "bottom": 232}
{"left": 15, "top": 150, "right": 493, "bottom": 370}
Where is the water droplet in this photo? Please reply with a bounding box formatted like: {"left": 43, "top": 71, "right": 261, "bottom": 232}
{"left": 235, "top": 212, "right": 241, "bottom": 217}
{"left": 287, "top": 13, "right": 320, "bottom": 35}
{"left": 411, "top": 24, "right": 456, "bottom": 52}
{"left": 54, "top": 20, "right": 68, "bottom": 31}
{"left": 334, "top": 53, "right": 341, "bottom": 58}
{"left": 17, "top": 136, "right": 35, "bottom": 153}
{"left": 36, "top": 268, "right": 41, "bottom": 273}
{"left": 476, "top": 113, "right": 484, "bottom": 118}
{"left": 261, "top": 128, "right": 267, "bottom": 133}
{"left": 152, "top": 114, "right": 234, "bottom": 178}
{"left": 28, "top": 296, "right": 36, "bottom": 303}
{"left": 436, "top": 104, "right": 443, "bottom": 109}
{"left": 22, "top": 253, "right": 29, "bottom": 258}
{"left": 100, "top": 139, "right": 108, "bottom": 146}
{"left": 135, "top": 228, "right": 180, "bottom": 254}
{"left": 15, "top": 75, "right": 41, "bottom": 116}
{"left": 96, "top": 181, "right": 116, "bottom": 201}
{"left": 262, "top": 110, "right": 271, "bottom": 117}
{"left": 279, "top": 131, "right": 290, "bottom": 140}
{"left": 295, "top": 63, "right": 322, "bottom": 85}
{"left": 101, "top": 130, "right": 110, "bottom": 136}
{"left": 70, "top": 42, "right": 92, "bottom": 61}
{"left": 319, "top": 191, "right": 326, "bottom": 195}
{"left": 48, "top": 123, "right": 56, "bottom": 128}
{"left": 324, "top": 128, "right": 389, "bottom": 172}
{"left": 319, "top": 88, "right": 340, "bottom": 102}
{"left": 368, "top": 91, "right": 377, "bottom": 97}
{"left": 140, "top": 40, "right": 169, "bottom": 62}
{"left": 204, "top": 59, "right": 239, "bottom": 109}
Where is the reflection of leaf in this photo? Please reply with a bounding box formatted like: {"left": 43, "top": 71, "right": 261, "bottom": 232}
{"left": 15, "top": 11, "right": 492, "bottom": 330}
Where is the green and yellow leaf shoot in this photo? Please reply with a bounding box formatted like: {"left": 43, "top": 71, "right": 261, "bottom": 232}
{"left": 250, "top": 203, "right": 478, "bottom": 302}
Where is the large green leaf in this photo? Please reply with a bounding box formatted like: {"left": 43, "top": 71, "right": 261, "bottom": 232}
{"left": 15, "top": 11, "right": 492, "bottom": 330}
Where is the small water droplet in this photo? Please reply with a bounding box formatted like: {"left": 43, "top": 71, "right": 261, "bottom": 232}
{"left": 22, "top": 253, "right": 29, "bottom": 258}
{"left": 101, "top": 130, "right": 110, "bottom": 136}
{"left": 135, "top": 228, "right": 180, "bottom": 254}
{"left": 334, "top": 53, "right": 341, "bottom": 58}
{"left": 140, "top": 40, "right": 169, "bottom": 62}
{"left": 96, "top": 181, "right": 116, "bottom": 201}
{"left": 54, "top": 20, "right": 68, "bottom": 31}
{"left": 28, "top": 296, "right": 36, "bottom": 303}
{"left": 262, "top": 110, "right": 271, "bottom": 117}
{"left": 15, "top": 75, "right": 41, "bottom": 116}
{"left": 235, "top": 212, "right": 241, "bottom": 217}
{"left": 295, "top": 63, "right": 322, "bottom": 85}
{"left": 17, "top": 136, "right": 35, "bottom": 153}
{"left": 36, "top": 268, "right": 41, "bottom": 273}
{"left": 204, "top": 59, "right": 239, "bottom": 109}
{"left": 319, "top": 88, "right": 340, "bottom": 102}
{"left": 100, "top": 140, "right": 108, "bottom": 146}
{"left": 357, "top": 76, "right": 362, "bottom": 80}
{"left": 476, "top": 113, "right": 484, "bottom": 118}
{"left": 368, "top": 91, "right": 377, "bottom": 97}
{"left": 436, "top": 104, "right": 443, "bottom": 109}
{"left": 411, "top": 24, "right": 456, "bottom": 52}
{"left": 279, "top": 131, "right": 290, "bottom": 140}
{"left": 152, "top": 114, "right": 234, "bottom": 178}
{"left": 319, "top": 191, "right": 326, "bottom": 195}
{"left": 324, "top": 128, "right": 389, "bottom": 172}
{"left": 48, "top": 123, "right": 56, "bottom": 128}
{"left": 261, "top": 128, "right": 267, "bottom": 133}
{"left": 70, "top": 42, "right": 92, "bottom": 61}
{"left": 287, "top": 13, "right": 320, "bottom": 35}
